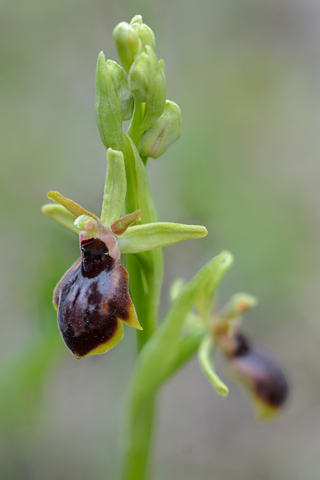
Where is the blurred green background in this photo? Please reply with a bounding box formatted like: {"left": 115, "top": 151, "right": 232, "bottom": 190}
{"left": 1, "top": 0, "right": 320, "bottom": 479}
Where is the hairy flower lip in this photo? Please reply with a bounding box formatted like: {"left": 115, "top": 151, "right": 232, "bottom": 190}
{"left": 229, "top": 342, "right": 289, "bottom": 408}
{"left": 53, "top": 230, "right": 141, "bottom": 358}
{"left": 215, "top": 329, "right": 289, "bottom": 410}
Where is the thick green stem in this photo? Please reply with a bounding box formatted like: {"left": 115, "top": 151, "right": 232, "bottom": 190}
{"left": 126, "top": 252, "right": 163, "bottom": 350}
{"left": 120, "top": 115, "right": 163, "bottom": 479}
{"left": 120, "top": 254, "right": 160, "bottom": 479}
{"left": 121, "top": 392, "right": 156, "bottom": 480}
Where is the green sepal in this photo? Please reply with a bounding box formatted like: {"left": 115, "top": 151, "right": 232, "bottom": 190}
{"left": 198, "top": 336, "right": 229, "bottom": 397}
{"left": 129, "top": 251, "right": 233, "bottom": 396}
{"left": 95, "top": 52, "right": 124, "bottom": 150}
{"left": 220, "top": 293, "right": 258, "bottom": 318}
{"left": 100, "top": 148, "right": 127, "bottom": 226}
{"left": 195, "top": 250, "right": 238, "bottom": 322}
{"left": 41, "top": 204, "right": 78, "bottom": 233}
{"left": 213, "top": 293, "right": 258, "bottom": 339}
{"left": 118, "top": 222, "right": 208, "bottom": 254}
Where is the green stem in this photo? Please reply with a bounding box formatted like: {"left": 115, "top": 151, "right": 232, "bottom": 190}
{"left": 125, "top": 252, "right": 162, "bottom": 350}
{"left": 128, "top": 102, "right": 145, "bottom": 146}
{"left": 120, "top": 254, "right": 232, "bottom": 480}
{"left": 120, "top": 112, "right": 163, "bottom": 479}
{"left": 120, "top": 329, "right": 207, "bottom": 480}
{"left": 120, "top": 254, "right": 160, "bottom": 480}
{"left": 121, "top": 391, "right": 156, "bottom": 480}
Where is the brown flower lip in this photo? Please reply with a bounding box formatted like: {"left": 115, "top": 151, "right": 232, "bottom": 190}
{"left": 53, "top": 233, "right": 140, "bottom": 358}
{"left": 229, "top": 334, "right": 289, "bottom": 408}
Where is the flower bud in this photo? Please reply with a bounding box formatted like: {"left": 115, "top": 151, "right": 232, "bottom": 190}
{"left": 53, "top": 226, "right": 141, "bottom": 358}
{"left": 129, "top": 46, "right": 166, "bottom": 129}
{"left": 95, "top": 52, "right": 123, "bottom": 150}
{"left": 113, "top": 22, "right": 141, "bottom": 73}
{"left": 158, "top": 59, "right": 165, "bottom": 72}
{"left": 107, "top": 60, "right": 134, "bottom": 121}
{"left": 130, "top": 15, "right": 143, "bottom": 26}
{"left": 138, "top": 100, "right": 181, "bottom": 158}
{"left": 129, "top": 15, "right": 156, "bottom": 51}
{"left": 138, "top": 24, "right": 156, "bottom": 51}
{"left": 128, "top": 51, "right": 150, "bottom": 102}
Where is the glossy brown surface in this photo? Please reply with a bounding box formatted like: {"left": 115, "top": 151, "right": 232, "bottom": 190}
{"left": 230, "top": 344, "right": 289, "bottom": 408}
{"left": 54, "top": 237, "right": 131, "bottom": 357}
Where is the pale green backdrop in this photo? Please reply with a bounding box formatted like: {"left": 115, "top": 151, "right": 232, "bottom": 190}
{"left": 1, "top": 0, "right": 320, "bottom": 479}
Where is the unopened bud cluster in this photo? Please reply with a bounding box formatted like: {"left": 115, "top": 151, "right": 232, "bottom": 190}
{"left": 95, "top": 15, "right": 181, "bottom": 158}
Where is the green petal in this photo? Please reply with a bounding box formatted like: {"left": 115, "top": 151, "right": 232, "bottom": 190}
{"left": 110, "top": 209, "right": 141, "bottom": 235}
{"left": 41, "top": 204, "right": 78, "bottom": 234}
{"left": 118, "top": 222, "right": 208, "bottom": 253}
{"left": 198, "top": 336, "right": 228, "bottom": 397}
{"left": 47, "top": 191, "right": 99, "bottom": 220}
{"left": 220, "top": 293, "right": 258, "bottom": 318}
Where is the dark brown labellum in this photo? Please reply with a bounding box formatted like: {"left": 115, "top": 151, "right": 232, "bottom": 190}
{"left": 229, "top": 337, "right": 289, "bottom": 408}
{"left": 81, "top": 238, "right": 115, "bottom": 276}
{"left": 53, "top": 233, "right": 141, "bottom": 358}
{"left": 233, "top": 333, "right": 251, "bottom": 357}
